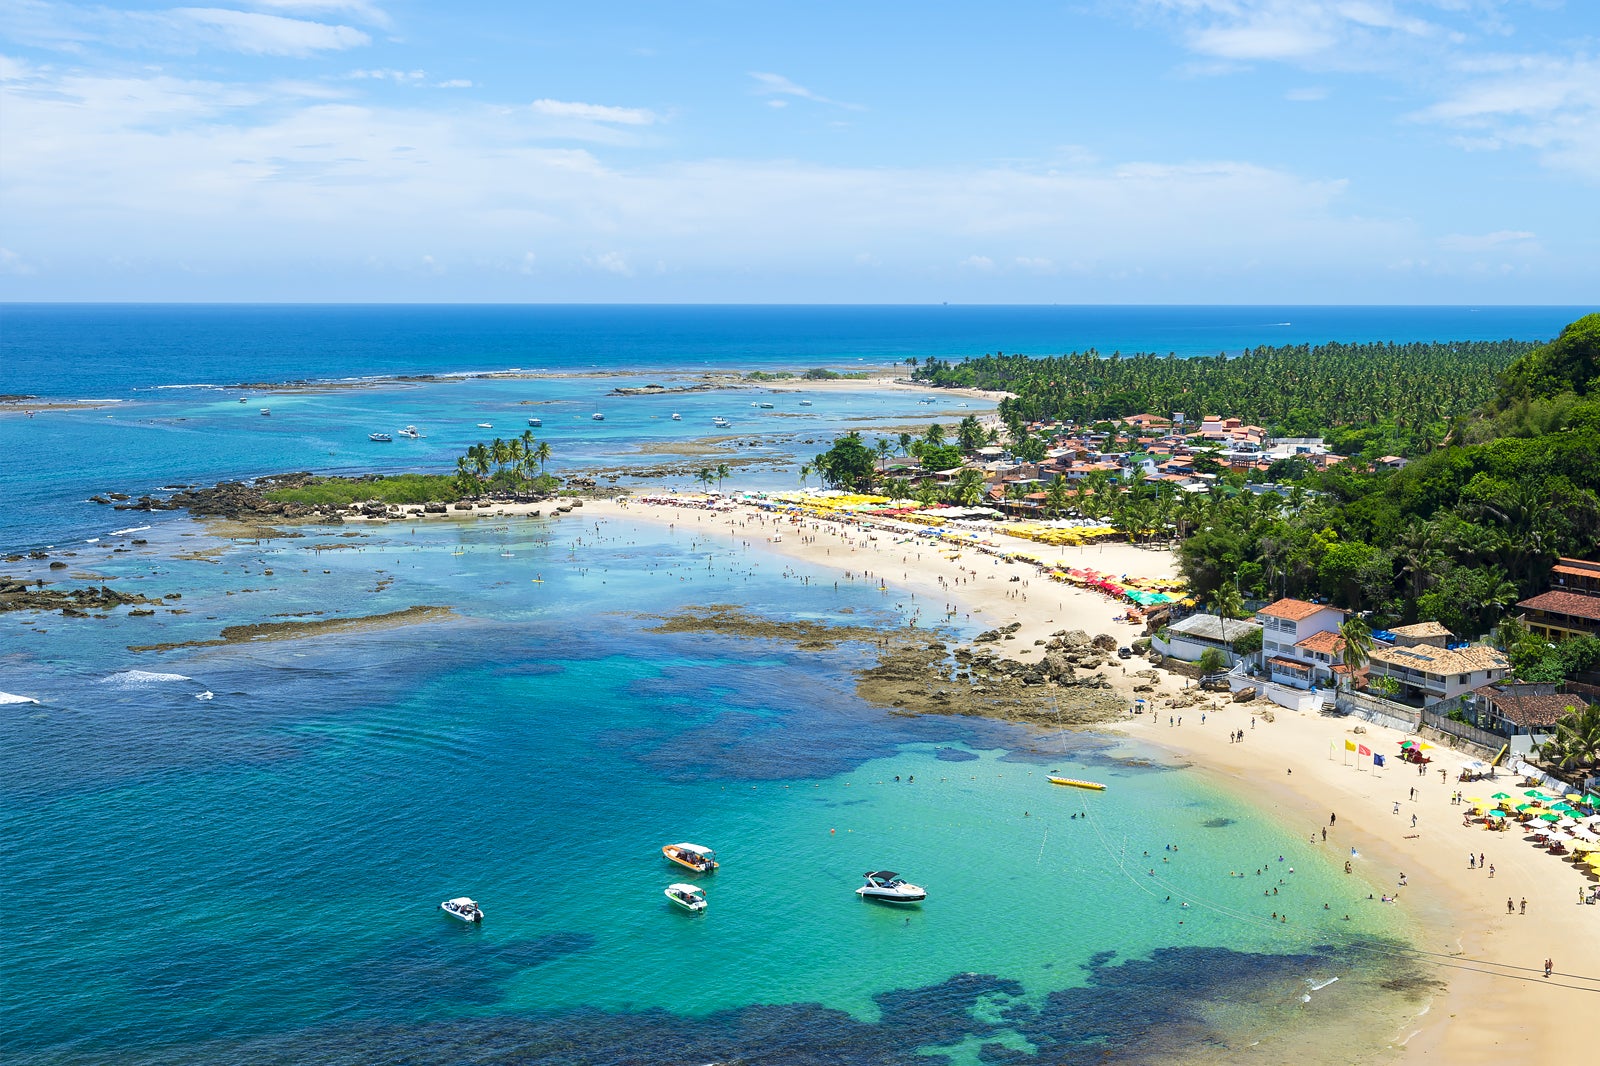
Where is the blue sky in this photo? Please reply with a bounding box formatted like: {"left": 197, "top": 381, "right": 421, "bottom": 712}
{"left": 1, "top": 1, "right": 1596, "bottom": 302}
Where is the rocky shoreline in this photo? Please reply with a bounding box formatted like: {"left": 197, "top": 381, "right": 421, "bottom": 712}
{"left": 1, "top": 578, "right": 172, "bottom": 617}
{"left": 645, "top": 605, "right": 1148, "bottom": 728}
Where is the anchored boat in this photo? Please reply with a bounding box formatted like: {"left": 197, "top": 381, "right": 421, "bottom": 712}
{"left": 439, "top": 897, "right": 483, "bottom": 923}
{"left": 856, "top": 871, "right": 926, "bottom": 903}
{"left": 662, "top": 842, "right": 718, "bottom": 873}
{"left": 665, "top": 883, "right": 707, "bottom": 912}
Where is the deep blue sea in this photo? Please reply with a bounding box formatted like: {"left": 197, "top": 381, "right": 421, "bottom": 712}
{"left": 0, "top": 306, "right": 1572, "bottom": 1064}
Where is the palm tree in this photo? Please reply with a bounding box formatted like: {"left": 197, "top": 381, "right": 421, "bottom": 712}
{"left": 797, "top": 462, "right": 813, "bottom": 489}
{"left": 696, "top": 468, "right": 715, "bottom": 493}
{"left": 876, "top": 438, "right": 894, "bottom": 473}
{"left": 1339, "top": 616, "right": 1373, "bottom": 690}
{"left": 1536, "top": 702, "right": 1600, "bottom": 773}
{"left": 468, "top": 443, "right": 491, "bottom": 478}
{"left": 898, "top": 432, "right": 913, "bottom": 457}
{"left": 715, "top": 463, "right": 731, "bottom": 493}
{"left": 1213, "top": 583, "right": 1244, "bottom": 664}
{"left": 533, "top": 440, "right": 553, "bottom": 475}
{"left": 924, "top": 424, "right": 945, "bottom": 448}
{"left": 952, "top": 468, "right": 984, "bottom": 506}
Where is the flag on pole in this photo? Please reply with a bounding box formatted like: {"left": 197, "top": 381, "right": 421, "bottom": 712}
{"left": 1358, "top": 744, "right": 1372, "bottom": 756}
{"left": 1345, "top": 740, "right": 1357, "bottom": 751}
{"left": 1373, "top": 753, "right": 1386, "bottom": 767}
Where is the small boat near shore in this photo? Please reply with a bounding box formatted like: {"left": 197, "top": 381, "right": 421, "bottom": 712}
{"left": 592, "top": 412, "right": 605, "bottom": 421}
{"left": 527, "top": 417, "right": 541, "bottom": 427}
{"left": 662, "top": 842, "right": 718, "bottom": 873}
{"left": 856, "top": 871, "right": 925, "bottom": 903}
{"left": 439, "top": 897, "right": 483, "bottom": 923}
{"left": 712, "top": 417, "right": 732, "bottom": 428}
{"left": 1048, "top": 777, "right": 1106, "bottom": 791}
{"left": 665, "top": 883, "right": 707, "bottom": 912}
{"left": 798, "top": 399, "right": 813, "bottom": 406}
{"left": 671, "top": 412, "right": 681, "bottom": 421}
{"left": 368, "top": 432, "right": 393, "bottom": 442}
{"left": 477, "top": 422, "right": 493, "bottom": 429}
{"left": 399, "top": 425, "right": 420, "bottom": 438}
{"left": 758, "top": 401, "right": 774, "bottom": 409}
{"left": 260, "top": 408, "right": 271, "bottom": 416}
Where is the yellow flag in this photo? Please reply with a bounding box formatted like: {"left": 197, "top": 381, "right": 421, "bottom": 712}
{"left": 1344, "top": 740, "right": 1357, "bottom": 751}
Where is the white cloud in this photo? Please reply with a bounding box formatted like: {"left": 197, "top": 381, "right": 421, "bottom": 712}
{"left": 170, "top": 8, "right": 371, "bottom": 56}
{"left": 349, "top": 68, "right": 425, "bottom": 81}
{"left": 0, "top": 247, "right": 37, "bottom": 275}
{"left": 530, "top": 98, "right": 657, "bottom": 125}
{"left": 0, "top": 62, "right": 1586, "bottom": 301}
{"left": 586, "top": 251, "right": 633, "bottom": 276}
{"left": 518, "top": 251, "right": 537, "bottom": 274}
{"left": 748, "top": 71, "right": 862, "bottom": 110}
{"left": 436, "top": 79, "right": 472, "bottom": 89}
{"left": 1437, "top": 229, "right": 1537, "bottom": 252}
{"left": 1412, "top": 56, "right": 1600, "bottom": 178}
{"left": 244, "top": 1, "right": 393, "bottom": 29}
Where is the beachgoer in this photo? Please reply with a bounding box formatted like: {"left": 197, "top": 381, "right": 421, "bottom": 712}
{"left": 1545, "top": 958, "right": 1553, "bottom": 978}
{"left": 1520, "top": 897, "right": 1526, "bottom": 914}
{"left": 1507, "top": 898, "right": 1514, "bottom": 913}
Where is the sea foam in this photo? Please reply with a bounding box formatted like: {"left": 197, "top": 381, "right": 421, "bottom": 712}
{"left": 101, "top": 670, "right": 193, "bottom": 685}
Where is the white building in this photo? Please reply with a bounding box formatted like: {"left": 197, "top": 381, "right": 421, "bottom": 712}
{"left": 1366, "top": 623, "right": 1510, "bottom": 702}
{"left": 1155, "top": 613, "right": 1263, "bottom": 665}
{"left": 1254, "top": 598, "right": 1347, "bottom": 690}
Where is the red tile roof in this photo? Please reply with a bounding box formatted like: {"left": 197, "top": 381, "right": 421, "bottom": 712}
{"left": 1296, "top": 631, "right": 1346, "bottom": 654}
{"left": 1519, "top": 590, "right": 1600, "bottom": 622}
{"left": 1258, "top": 598, "right": 1341, "bottom": 622}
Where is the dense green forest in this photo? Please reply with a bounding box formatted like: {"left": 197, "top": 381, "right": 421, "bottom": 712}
{"left": 912, "top": 338, "right": 1540, "bottom": 455}
{"left": 906, "top": 315, "right": 1599, "bottom": 647}
{"left": 1174, "top": 314, "right": 1600, "bottom": 639}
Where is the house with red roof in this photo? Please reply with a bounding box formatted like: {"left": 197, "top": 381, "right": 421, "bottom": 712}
{"left": 1254, "top": 598, "right": 1347, "bottom": 690}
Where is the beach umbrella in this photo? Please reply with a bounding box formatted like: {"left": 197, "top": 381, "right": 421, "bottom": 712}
{"left": 1419, "top": 743, "right": 1434, "bottom": 750}
{"left": 1539, "top": 812, "right": 1562, "bottom": 822}
{"left": 1399, "top": 740, "right": 1415, "bottom": 748}
{"left": 1465, "top": 797, "right": 1487, "bottom": 806}
{"left": 1584, "top": 793, "right": 1600, "bottom": 806}
{"left": 1491, "top": 792, "right": 1513, "bottom": 800}
{"left": 1551, "top": 803, "right": 1577, "bottom": 813}
{"left": 1525, "top": 790, "right": 1554, "bottom": 801}
{"left": 1485, "top": 810, "right": 1507, "bottom": 819}
{"left": 1516, "top": 803, "right": 1535, "bottom": 812}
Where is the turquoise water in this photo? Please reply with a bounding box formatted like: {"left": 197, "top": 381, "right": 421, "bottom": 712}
{"left": 4, "top": 515, "right": 1413, "bottom": 1064}
{"left": 0, "top": 305, "right": 1492, "bottom": 1062}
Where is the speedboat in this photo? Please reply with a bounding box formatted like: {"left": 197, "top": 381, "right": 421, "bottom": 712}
{"left": 477, "top": 422, "right": 493, "bottom": 429}
{"left": 439, "top": 897, "right": 483, "bottom": 923}
{"left": 671, "top": 413, "right": 682, "bottom": 421}
{"left": 798, "top": 400, "right": 813, "bottom": 407}
{"left": 527, "top": 417, "right": 542, "bottom": 427}
{"left": 759, "top": 402, "right": 774, "bottom": 409}
{"left": 856, "top": 871, "right": 925, "bottom": 903}
{"left": 662, "top": 842, "right": 718, "bottom": 873}
{"left": 592, "top": 412, "right": 605, "bottom": 421}
{"left": 260, "top": 408, "right": 271, "bottom": 416}
{"left": 750, "top": 402, "right": 761, "bottom": 408}
{"left": 238, "top": 397, "right": 247, "bottom": 403}
{"left": 665, "top": 883, "right": 707, "bottom": 912}
{"left": 399, "top": 425, "right": 420, "bottom": 438}
{"left": 711, "top": 417, "right": 732, "bottom": 428}
{"left": 368, "top": 432, "right": 393, "bottom": 442}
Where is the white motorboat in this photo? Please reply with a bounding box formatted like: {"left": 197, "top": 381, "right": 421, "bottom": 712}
{"left": 439, "top": 896, "right": 483, "bottom": 923}
{"left": 238, "top": 397, "right": 247, "bottom": 403}
{"left": 759, "top": 402, "right": 774, "bottom": 409}
{"left": 711, "top": 417, "right": 732, "bottom": 428}
{"left": 798, "top": 400, "right": 813, "bottom": 407}
{"left": 671, "top": 413, "right": 682, "bottom": 421}
{"left": 477, "top": 422, "right": 493, "bottom": 429}
{"left": 662, "top": 842, "right": 719, "bottom": 873}
{"left": 750, "top": 402, "right": 761, "bottom": 408}
{"left": 399, "top": 425, "right": 420, "bottom": 438}
{"left": 665, "top": 883, "right": 707, "bottom": 912}
{"left": 592, "top": 412, "right": 605, "bottom": 421}
{"left": 856, "top": 870, "right": 925, "bottom": 903}
{"left": 368, "top": 432, "right": 393, "bottom": 442}
{"left": 260, "top": 408, "right": 271, "bottom": 416}
{"left": 527, "top": 417, "right": 542, "bottom": 427}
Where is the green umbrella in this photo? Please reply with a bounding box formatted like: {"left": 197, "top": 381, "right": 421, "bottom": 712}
{"left": 1551, "top": 803, "right": 1576, "bottom": 813}
{"left": 1525, "top": 790, "right": 1554, "bottom": 799}
{"left": 1538, "top": 812, "right": 1562, "bottom": 822}
{"left": 1491, "top": 792, "right": 1513, "bottom": 800}
{"left": 1485, "top": 810, "right": 1507, "bottom": 819}
{"left": 1515, "top": 804, "right": 1534, "bottom": 812}
{"left": 1584, "top": 793, "right": 1600, "bottom": 806}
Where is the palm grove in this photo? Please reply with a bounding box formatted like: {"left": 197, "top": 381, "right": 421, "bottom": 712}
{"left": 809, "top": 315, "right": 1600, "bottom": 770}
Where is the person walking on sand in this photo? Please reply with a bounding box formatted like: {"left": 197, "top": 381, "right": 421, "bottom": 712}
{"left": 1520, "top": 897, "right": 1527, "bottom": 914}
{"left": 1330, "top": 813, "right": 1336, "bottom": 826}
{"left": 1545, "top": 958, "right": 1553, "bottom": 978}
{"left": 1508, "top": 898, "right": 1515, "bottom": 913}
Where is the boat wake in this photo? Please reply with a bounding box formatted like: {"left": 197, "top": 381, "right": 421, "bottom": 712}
{"left": 110, "top": 525, "right": 152, "bottom": 536}
{"left": 101, "top": 669, "right": 194, "bottom": 685}
{"left": 0, "top": 691, "right": 41, "bottom": 704}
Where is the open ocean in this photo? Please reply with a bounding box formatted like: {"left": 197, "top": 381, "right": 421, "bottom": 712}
{"left": 0, "top": 305, "right": 1578, "bottom": 1064}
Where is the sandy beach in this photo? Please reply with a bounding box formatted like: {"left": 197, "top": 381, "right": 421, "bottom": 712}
{"left": 569, "top": 492, "right": 1596, "bottom": 1063}
{"left": 332, "top": 487, "right": 1598, "bottom": 1060}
